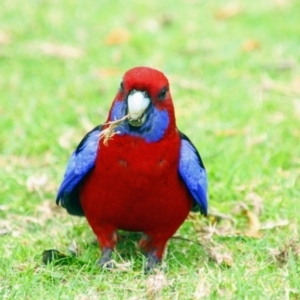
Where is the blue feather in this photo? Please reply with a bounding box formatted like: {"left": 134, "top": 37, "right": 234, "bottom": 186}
{"left": 110, "top": 101, "right": 169, "bottom": 143}
{"left": 56, "top": 126, "right": 101, "bottom": 216}
{"left": 178, "top": 132, "right": 208, "bottom": 215}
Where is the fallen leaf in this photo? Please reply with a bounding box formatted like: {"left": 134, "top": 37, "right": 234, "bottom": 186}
{"left": 0, "top": 31, "right": 10, "bottom": 45}
{"left": 241, "top": 39, "right": 261, "bottom": 52}
{"left": 104, "top": 259, "right": 132, "bottom": 272}
{"left": 96, "top": 68, "right": 121, "bottom": 78}
{"left": 215, "top": 3, "right": 242, "bottom": 20}
{"left": 37, "top": 42, "right": 84, "bottom": 58}
{"left": 260, "top": 220, "right": 289, "bottom": 230}
{"left": 234, "top": 203, "right": 261, "bottom": 238}
{"left": 75, "top": 289, "right": 99, "bottom": 300}
{"left": 0, "top": 228, "right": 9, "bottom": 236}
{"left": 214, "top": 129, "right": 246, "bottom": 137}
{"left": 69, "top": 240, "right": 80, "bottom": 256}
{"left": 26, "top": 173, "right": 48, "bottom": 192}
{"left": 105, "top": 28, "right": 130, "bottom": 45}
{"left": 207, "top": 210, "right": 235, "bottom": 224}
{"left": 146, "top": 270, "right": 168, "bottom": 299}
{"left": 143, "top": 19, "right": 160, "bottom": 33}
{"left": 193, "top": 268, "right": 211, "bottom": 299}
{"left": 58, "top": 128, "right": 76, "bottom": 149}
{"left": 270, "top": 238, "right": 300, "bottom": 266}
{"left": 202, "top": 240, "right": 234, "bottom": 267}
{"left": 243, "top": 210, "right": 261, "bottom": 238}
{"left": 245, "top": 192, "right": 264, "bottom": 216}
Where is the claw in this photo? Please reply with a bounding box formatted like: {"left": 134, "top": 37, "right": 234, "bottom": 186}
{"left": 97, "top": 248, "right": 113, "bottom": 269}
{"left": 145, "top": 251, "right": 161, "bottom": 273}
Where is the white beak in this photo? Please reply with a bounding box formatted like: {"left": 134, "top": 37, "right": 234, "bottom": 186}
{"left": 127, "top": 90, "right": 150, "bottom": 121}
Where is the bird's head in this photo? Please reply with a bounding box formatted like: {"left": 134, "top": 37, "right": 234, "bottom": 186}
{"left": 107, "top": 67, "right": 176, "bottom": 143}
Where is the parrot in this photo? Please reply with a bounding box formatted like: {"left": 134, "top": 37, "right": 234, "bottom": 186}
{"left": 56, "top": 66, "right": 208, "bottom": 271}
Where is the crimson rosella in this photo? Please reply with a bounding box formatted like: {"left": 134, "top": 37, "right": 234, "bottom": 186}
{"left": 56, "top": 66, "right": 208, "bottom": 271}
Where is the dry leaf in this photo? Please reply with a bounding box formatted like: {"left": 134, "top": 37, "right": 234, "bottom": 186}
{"left": 37, "top": 42, "right": 84, "bottom": 58}
{"left": 146, "top": 270, "right": 168, "bottom": 299}
{"left": 26, "top": 173, "right": 48, "bottom": 192}
{"left": 105, "top": 28, "right": 130, "bottom": 45}
{"left": 0, "top": 228, "right": 9, "bottom": 236}
{"left": 143, "top": 19, "right": 160, "bottom": 33}
{"left": 234, "top": 203, "right": 261, "bottom": 238}
{"left": 69, "top": 240, "right": 80, "bottom": 256}
{"left": 202, "top": 240, "right": 234, "bottom": 267}
{"left": 58, "top": 128, "right": 76, "bottom": 149}
{"left": 241, "top": 39, "right": 260, "bottom": 52}
{"left": 270, "top": 238, "right": 300, "bottom": 266}
{"left": 193, "top": 268, "right": 211, "bottom": 299}
{"left": 260, "top": 220, "right": 289, "bottom": 230}
{"left": 245, "top": 192, "right": 264, "bottom": 216}
{"left": 75, "top": 289, "right": 99, "bottom": 300}
{"left": 207, "top": 210, "right": 235, "bottom": 225}
{"left": 214, "top": 129, "right": 246, "bottom": 137}
{"left": 99, "top": 115, "right": 129, "bottom": 145}
{"left": 243, "top": 210, "right": 261, "bottom": 238}
{"left": 96, "top": 68, "right": 121, "bottom": 78}
{"left": 0, "top": 31, "right": 10, "bottom": 45}
{"left": 104, "top": 259, "right": 131, "bottom": 272}
{"left": 215, "top": 3, "right": 242, "bottom": 20}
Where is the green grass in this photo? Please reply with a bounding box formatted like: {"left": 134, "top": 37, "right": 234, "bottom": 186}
{"left": 1, "top": 0, "right": 300, "bottom": 299}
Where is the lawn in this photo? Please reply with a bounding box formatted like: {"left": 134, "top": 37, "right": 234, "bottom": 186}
{"left": 0, "top": 0, "right": 299, "bottom": 299}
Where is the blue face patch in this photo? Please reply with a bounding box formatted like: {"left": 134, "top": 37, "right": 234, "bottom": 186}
{"left": 110, "top": 100, "right": 169, "bottom": 143}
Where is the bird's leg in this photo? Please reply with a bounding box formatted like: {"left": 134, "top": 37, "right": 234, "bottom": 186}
{"left": 139, "top": 233, "right": 167, "bottom": 272}
{"left": 97, "top": 247, "right": 113, "bottom": 268}
{"left": 94, "top": 227, "right": 118, "bottom": 269}
{"left": 145, "top": 250, "right": 161, "bottom": 272}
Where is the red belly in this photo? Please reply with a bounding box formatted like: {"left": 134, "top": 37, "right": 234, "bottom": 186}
{"left": 80, "top": 133, "right": 192, "bottom": 235}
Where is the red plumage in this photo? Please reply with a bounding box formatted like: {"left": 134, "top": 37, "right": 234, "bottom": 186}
{"left": 80, "top": 133, "right": 192, "bottom": 261}
{"left": 57, "top": 67, "right": 207, "bottom": 271}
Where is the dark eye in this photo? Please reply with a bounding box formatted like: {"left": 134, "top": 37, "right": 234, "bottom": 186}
{"left": 158, "top": 87, "right": 168, "bottom": 100}
{"left": 120, "top": 81, "right": 124, "bottom": 92}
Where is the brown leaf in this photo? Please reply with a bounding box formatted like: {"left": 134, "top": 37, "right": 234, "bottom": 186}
{"left": 207, "top": 210, "right": 235, "bottom": 224}
{"left": 270, "top": 238, "right": 300, "bottom": 266}
{"left": 105, "top": 28, "right": 130, "bottom": 45}
{"left": 260, "top": 220, "right": 289, "bottom": 230}
{"left": 0, "top": 227, "right": 9, "bottom": 236}
{"left": 58, "top": 128, "right": 76, "bottom": 149}
{"left": 68, "top": 240, "right": 80, "bottom": 256}
{"left": 235, "top": 203, "right": 262, "bottom": 238}
{"left": 146, "top": 270, "right": 168, "bottom": 299}
{"left": 244, "top": 210, "right": 261, "bottom": 237}
{"left": 203, "top": 240, "right": 234, "bottom": 267}
{"left": 26, "top": 173, "right": 48, "bottom": 192}
{"left": 37, "top": 42, "right": 84, "bottom": 58}
{"left": 96, "top": 68, "right": 121, "bottom": 78}
{"left": 245, "top": 192, "right": 264, "bottom": 216}
{"left": 214, "top": 129, "right": 246, "bottom": 137}
{"left": 193, "top": 269, "right": 211, "bottom": 299}
{"left": 241, "top": 39, "right": 261, "bottom": 52}
{"left": 75, "top": 289, "right": 100, "bottom": 300}
{"left": 215, "top": 3, "right": 242, "bottom": 20}
{"left": 0, "top": 31, "right": 10, "bottom": 45}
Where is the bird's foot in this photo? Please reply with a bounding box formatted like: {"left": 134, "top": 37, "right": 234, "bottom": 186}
{"left": 97, "top": 248, "right": 113, "bottom": 269}
{"left": 145, "top": 251, "right": 161, "bottom": 273}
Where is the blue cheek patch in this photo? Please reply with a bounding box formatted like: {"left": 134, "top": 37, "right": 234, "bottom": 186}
{"left": 110, "top": 101, "right": 169, "bottom": 143}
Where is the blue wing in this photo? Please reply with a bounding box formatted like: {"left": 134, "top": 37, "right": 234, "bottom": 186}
{"left": 178, "top": 131, "right": 208, "bottom": 215}
{"left": 56, "top": 125, "right": 101, "bottom": 216}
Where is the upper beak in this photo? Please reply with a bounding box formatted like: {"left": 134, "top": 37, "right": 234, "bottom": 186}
{"left": 127, "top": 89, "right": 150, "bottom": 126}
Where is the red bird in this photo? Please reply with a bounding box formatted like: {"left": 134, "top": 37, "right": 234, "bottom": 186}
{"left": 56, "top": 67, "right": 208, "bottom": 271}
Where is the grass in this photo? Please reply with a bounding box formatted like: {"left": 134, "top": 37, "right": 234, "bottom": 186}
{"left": 1, "top": 0, "right": 300, "bottom": 299}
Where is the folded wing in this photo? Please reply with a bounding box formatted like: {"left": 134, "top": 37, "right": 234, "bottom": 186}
{"left": 56, "top": 125, "right": 101, "bottom": 216}
{"left": 178, "top": 131, "right": 208, "bottom": 215}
